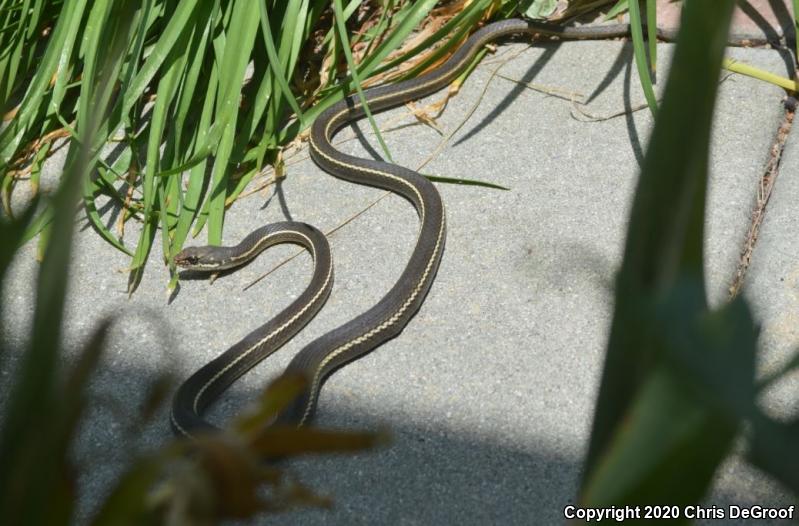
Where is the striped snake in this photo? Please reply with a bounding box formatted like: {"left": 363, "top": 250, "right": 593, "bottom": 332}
{"left": 170, "top": 19, "right": 653, "bottom": 436}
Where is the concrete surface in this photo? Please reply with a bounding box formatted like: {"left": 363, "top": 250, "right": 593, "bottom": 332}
{"left": 1, "top": 37, "right": 797, "bottom": 525}
{"left": 653, "top": 0, "right": 796, "bottom": 45}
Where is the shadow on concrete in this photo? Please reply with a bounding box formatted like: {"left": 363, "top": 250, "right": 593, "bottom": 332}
{"left": 0, "top": 331, "right": 792, "bottom": 526}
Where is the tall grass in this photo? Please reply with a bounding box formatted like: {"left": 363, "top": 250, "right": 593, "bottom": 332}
{"left": 0, "top": 0, "right": 521, "bottom": 294}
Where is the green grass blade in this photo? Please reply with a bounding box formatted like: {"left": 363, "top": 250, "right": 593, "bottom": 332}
{"left": 75, "top": 1, "right": 110, "bottom": 124}
{"left": 582, "top": 284, "right": 755, "bottom": 507}
{"left": 370, "top": 0, "right": 491, "bottom": 80}
{"left": 656, "top": 292, "right": 757, "bottom": 416}
{"left": 114, "top": 0, "right": 155, "bottom": 104}
{"left": 352, "top": 0, "right": 438, "bottom": 81}
{"left": 82, "top": 147, "right": 134, "bottom": 256}
{"left": 175, "top": 68, "right": 217, "bottom": 245}
{"left": 278, "top": 0, "right": 447, "bottom": 143}
{"left": 205, "top": 0, "right": 261, "bottom": 246}
{"left": 120, "top": 0, "right": 199, "bottom": 119}
{"left": 153, "top": 25, "right": 195, "bottom": 261}
{"left": 249, "top": 1, "right": 313, "bottom": 162}
{"left": 286, "top": 0, "right": 310, "bottom": 82}
{"left": 331, "top": 0, "right": 394, "bottom": 161}
{"left": 723, "top": 58, "right": 798, "bottom": 90}
{"left": 646, "top": 0, "right": 656, "bottom": 76}
{"left": 0, "top": 0, "right": 89, "bottom": 163}
{"left": 604, "top": 0, "right": 628, "bottom": 21}
{"left": 317, "top": 0, "right": 360, "bottom": 48}
{"left": 171, "top": 1, "right": 215, "bottom": 154}
{"left": 167, "top": 8, "right": 215, "bottom": 254}
{"left": 19, "top": 201, "right": 53, "bottom": 245}
{"left": 328, "top": 0, "right": 436, "bottom": 162}
{"left": 128, "top": 2, "right": 196, "bottom": 294}
{"left": 258, "top": 2, "right": 305, "bottom": 128}
{"left": 795, "top": 0, "right": 799, "bottom": 69}
{"left": 582, "top": 368, "right": 737, "bottom": 509}
{"left": 628, "top": 0, "right": 657, "bottom": 116}
{"left": 0, "top": 0, "right": 28, "bottom": 103}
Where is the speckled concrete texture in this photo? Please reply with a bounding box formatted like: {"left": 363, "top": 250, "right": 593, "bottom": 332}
{"left": 1, "top": 37, "right": 796, "bottom": 525}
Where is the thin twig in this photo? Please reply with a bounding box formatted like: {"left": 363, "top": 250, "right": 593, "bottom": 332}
{"left": 495, "top": 72, "right": 586, "bottom": 102}
{"left": 729, "top": 102, "right": 795, "bottom": 298}
{"left": 416, "top": 44, "right": 530, "bottom": 172}
{"left": 242, "top": 192, "right": 391, "bottom": 291}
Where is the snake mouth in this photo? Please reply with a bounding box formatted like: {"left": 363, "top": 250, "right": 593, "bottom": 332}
{"left": 174, "top": 252, "right": 200, "bottom": 267}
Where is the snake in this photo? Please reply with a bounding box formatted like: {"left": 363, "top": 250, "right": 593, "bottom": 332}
{"left": 170, "top": 17, "right": 751, "bottom": 437}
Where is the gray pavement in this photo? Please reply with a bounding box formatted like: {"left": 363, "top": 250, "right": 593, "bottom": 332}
{"left": 1, "top": 39, "right": 797, "bottom": 524}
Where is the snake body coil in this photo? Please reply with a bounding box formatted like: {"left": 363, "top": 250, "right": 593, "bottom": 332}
{"left": 171, "top": 19, "right": 634, "bottom": 436}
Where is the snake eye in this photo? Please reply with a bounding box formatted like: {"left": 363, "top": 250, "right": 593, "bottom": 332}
{"left": 175, "top": 252, "right": 200, "bottom": 267}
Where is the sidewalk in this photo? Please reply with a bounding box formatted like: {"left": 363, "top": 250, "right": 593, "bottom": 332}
{"left": 2, "top": 32, "right": 796, "bottom": 526}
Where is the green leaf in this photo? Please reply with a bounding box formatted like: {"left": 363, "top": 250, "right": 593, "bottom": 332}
{"left": 794, "top": 0, "right": 799, "bottom": 70}
{"left": 583, "top": 0, "right": 735, "bottom": 487}
{"left": 173, "top": 55, "right": 218, "bottom": 250}
{"left": 205, "top": 0, "right": 261, "bottom": 246}
{"left": 120, "top": 0, "right": 199, "bottom": 119}
{"left": 628, "top": 0, "right": 657, "bottom": 116}
{"left": 521, "top": 0, "right": 557, "bottom": 20}
{"left": 604, "top": 0, "right": 629, "bottom": 20}
{"left": 82, "top": 148, "right": 134, "bottom": 257}
{"left": 257, "top": 2, "right": 305, "bottom": 128}
{"left": 581, "top": 367, "right": 736, "bottom": 510}
{"left": 583, "top": 279, "right": 753, "bottom": 509}
{"left": 655, "top": 290, "right": 757, "bottom": 418}
{"left": 331, "top": 0, "right": 394, "bottom": 162}
{"left": 0, "top": 0, "right": 90, "bottom": 163}
{"left": 646, "top": 0, "right": 657, "bottom": 77}
{"left": 128, "top": 1, "right": 200, "bottom": 293}
{"left": 349, "top": 0, "right": 438, "bottom": 82}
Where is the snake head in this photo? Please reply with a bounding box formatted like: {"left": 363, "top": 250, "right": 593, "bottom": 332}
{"left": 174, "top": 246, "right": 218, "bottom": 270}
